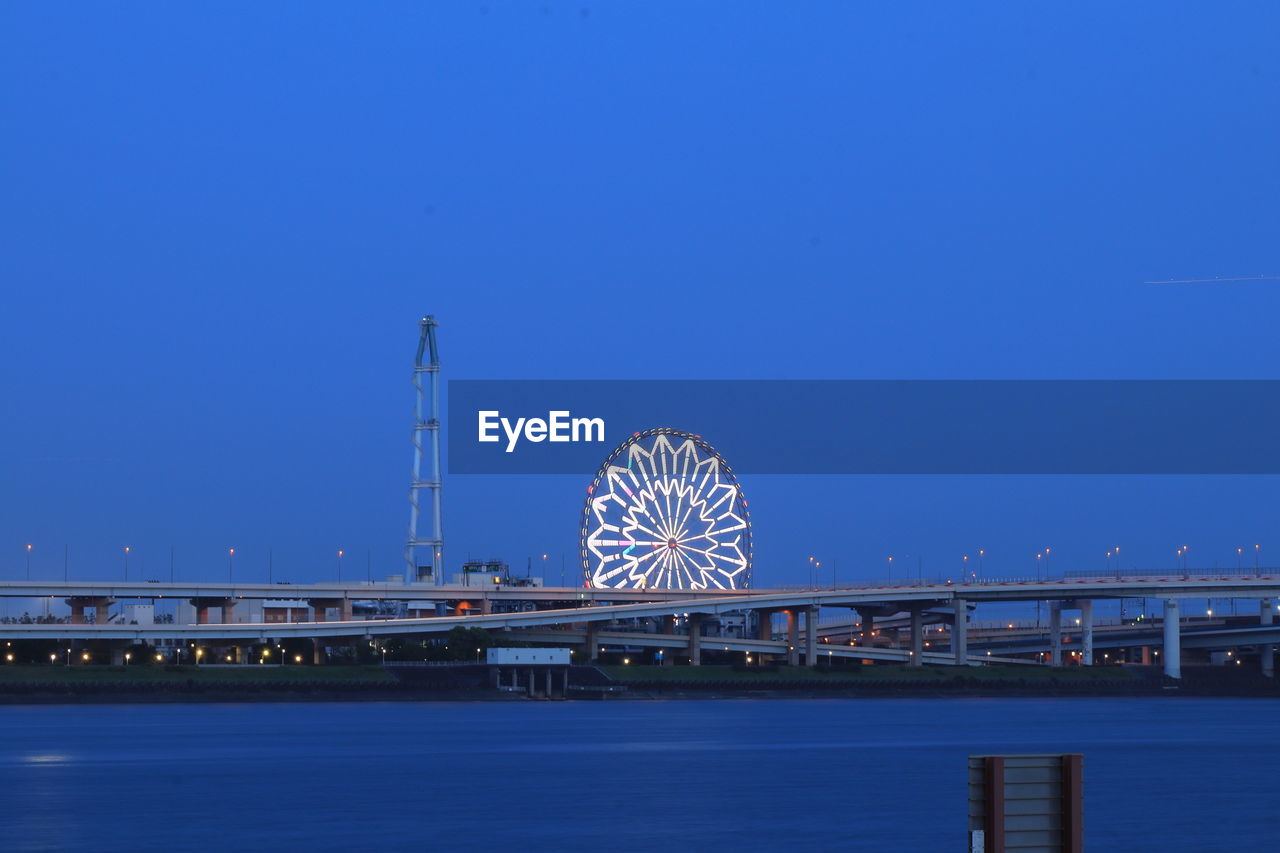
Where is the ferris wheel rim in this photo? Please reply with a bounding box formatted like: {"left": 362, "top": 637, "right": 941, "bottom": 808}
{"left": 579, "top": 427, "right": 752, "bottom": 590}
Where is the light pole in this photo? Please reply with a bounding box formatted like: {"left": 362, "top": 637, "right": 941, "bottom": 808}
{"left": 1256, "top": 544, "right": 1261, "bottom": 574}
{"left": 228, "top": 547, "right": 235, "bottom": 583}
{"left": 25, "top": 544, "right": 31, "bottom": 580}
{"left": 1238, "top": 547, "right": 1243, "bottom": 571}
{"left": 887, "top": 555, "right": 893, "bottom": 584}
{"left": 808, "top": 555, "right": 815, "bottom": 589}
{"left": 123, "top": 546, "right": 130, "bottom": 581}
{"left": 337, "top": 549, "right": 344, "bottom": 582}
{"left": 978, "top": 548, "right": 985, "bottom": 577}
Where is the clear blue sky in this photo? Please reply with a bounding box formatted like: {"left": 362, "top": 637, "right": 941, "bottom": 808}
{"left": 2, "top": 2, "right": 1279, "bottom": 587}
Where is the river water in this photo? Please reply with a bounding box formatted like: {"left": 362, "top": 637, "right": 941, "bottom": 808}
{"left": 0, "top": 697, "right": 1274, "bottom": 851}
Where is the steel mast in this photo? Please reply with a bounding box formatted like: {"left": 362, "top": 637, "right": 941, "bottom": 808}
{"left": 405, "top": 315, "right": 443, "bottom": 584}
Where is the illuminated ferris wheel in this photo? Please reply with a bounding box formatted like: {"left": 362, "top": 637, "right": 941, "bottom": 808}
{"left": 581, "top": 428, "right": 751, "bottom": 590}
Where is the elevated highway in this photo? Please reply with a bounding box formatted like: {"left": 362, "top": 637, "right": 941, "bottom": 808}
{"left": 0, "top": 575, "right": 1274, "bottom": 677}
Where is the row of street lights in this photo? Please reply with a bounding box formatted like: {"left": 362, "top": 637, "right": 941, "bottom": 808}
{"left": 15, "top": 544, "right": 378, "bottom": 584}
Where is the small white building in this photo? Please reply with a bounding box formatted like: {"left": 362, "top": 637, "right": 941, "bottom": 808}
{"left": 487, "top": 648, "right": 570, "bottom": 665}
{"left": 122, "top": 604, "right": 154, "bottom": 625}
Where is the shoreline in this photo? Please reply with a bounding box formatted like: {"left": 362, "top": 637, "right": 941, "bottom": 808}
{"left": 0, "top": 662, "right": 1277, "bottom": 703}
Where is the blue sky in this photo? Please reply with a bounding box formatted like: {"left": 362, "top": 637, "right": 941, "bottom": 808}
{"left": 2, "top": 2, "right": 1279, "bottom": 587}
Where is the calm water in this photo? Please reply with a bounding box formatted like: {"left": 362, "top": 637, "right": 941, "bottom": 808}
{"left": 0, "top": 698, "right": 1275, "bottom": 851}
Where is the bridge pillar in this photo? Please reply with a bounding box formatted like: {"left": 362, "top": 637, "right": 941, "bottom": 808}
{"left": 1262, "top": 599, "right": 1274, "bottom": 678}
{"left": 109, "top": 644, "right": 126, "bottom": 666}
{"left": 1049, "top": 601, "right": 1063, "bottom": 667}
{"left": 688, "top": 614, "right": 703, "bottom": 666}
{"left": 584, "top": 622, "right": 599, "bottom": 663}
{"left": 312, "top": 638, "right": 325, "bottom": 665}
{"left": 953, "top": 599, "right": 968, "bottom": 665}
{"left": 756, "top": 610, "right": 772, "bottom": 641}
{"left": 308, "top": 599, "right": 351, "bottom": 622}
{"left": 805, "top": 606, "right": 818, "bottom": 666}
{"left": 909, "top": 608, "right": 923, "bottom": 666}
{"left": 1162, "top": 599, "right": 1181, "bottom": 679}
{"left": 67, "top": 598, "right": 113, "bottom": 625}
{"left": 785, "top": 610, "right": 799, "bottom": 666}
{"left": 861, "top": 611, "right": 875, "bottom": 647}
{"left": 1080, "top": 599, "right": 1094, "bottom": 666}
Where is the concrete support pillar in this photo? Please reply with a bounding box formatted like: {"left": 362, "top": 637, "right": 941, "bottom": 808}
{"left": 1163, "top": 599, "right": 1181, "bottom": 679}
{"left": 1080, "top": 599, "right": 1094, "bottom": 666}
{"left": 110, "top": 645, "right": 125, "bottom": 666}
{"left": 312, "top": 638, "right": 325, "bottom": 665}
{"left": 1049, "top": 601, "right": 1063, "bottom": 667}
{"left": 309, "top": 599, "right": 350, "bottom": 622}
{"left": 196, "top": 605, "right": 210, "bottom": 625}
{"left": 527, "top": 668, "right": 535, "bottom": 697}
{"left": 909, "top": 608, "right": 923, "bottom": 666}
{"left": 222, "top": 600, "right": 236, "bottom": 624}
{"left": 584, "top": 622, "right": 599, "bottom": 663}
{"left": 1261, "top": 599, "right": 1274, "bottom": 678}
{"left": 688, "top": 614, "right": 703, "bottom": 666}
{"left": 68, "top": 597, "right": 113, "bottom": 625}
{"left": 953, "top": 599, "right": 968, "bottom": 665}
{"left": 862, "top": 612, "right": 875, "bottom": 647}
{"left": 756, "top": 610, "right": 772, "bottom": 640}
{"left": 805, "top": 606, "right": 818, "bottom": 666}
{"left": 545, "top": 668, "right": 552, "bottom": 697}
{"left": 480, "top": 597, "right": 492, "bottom": 616}
{"left": 786, "top": 610, "right": 799, "bottom": 666}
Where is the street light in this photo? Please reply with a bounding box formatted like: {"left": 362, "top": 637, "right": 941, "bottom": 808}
{"left": 337, "top": 549, "right": 344, "bottom": 582}
{"left": 123, "top": 545, "right": 131, "bottom": 581}
{"left": 228, "top": 548, "right": 235, "bottom": 582}
{"left": 25, "top": 544, "right": 32, "bottom": 580}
